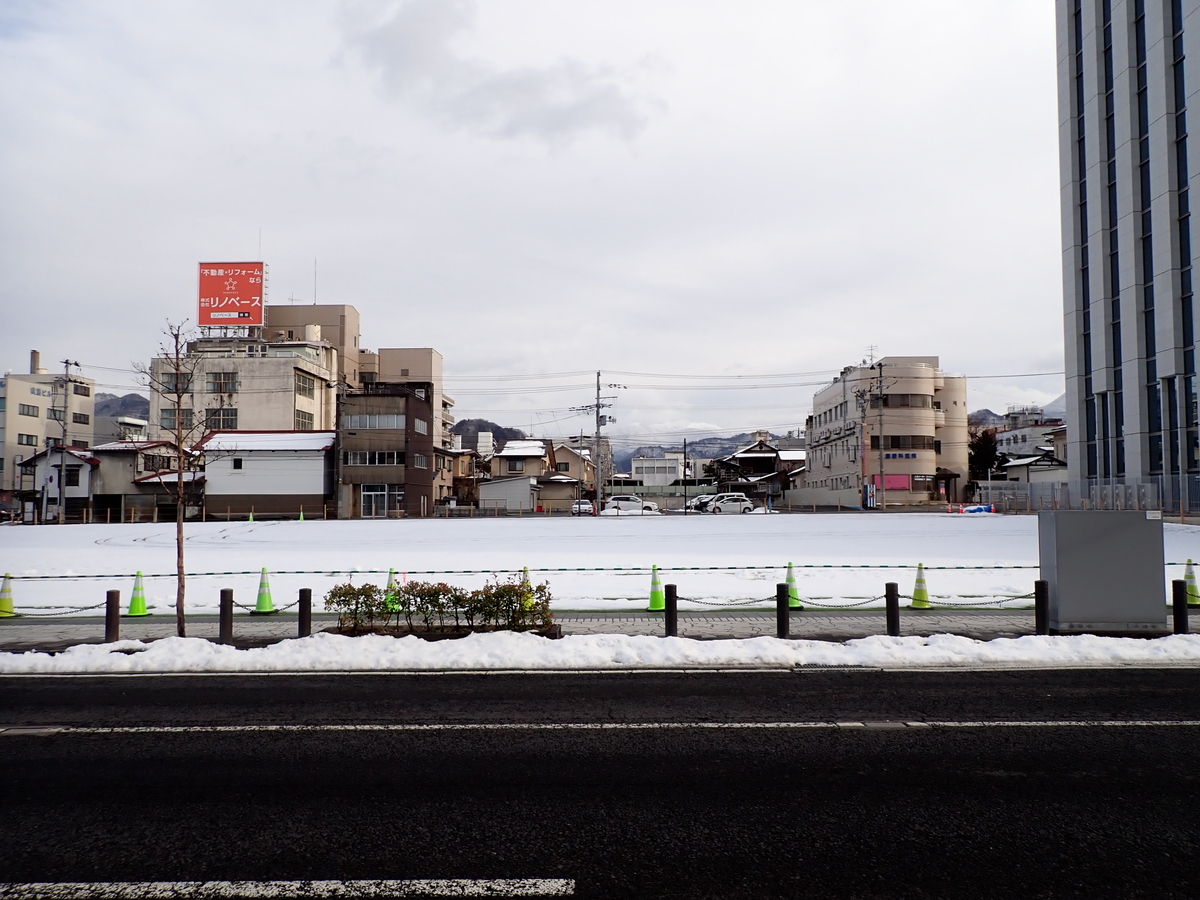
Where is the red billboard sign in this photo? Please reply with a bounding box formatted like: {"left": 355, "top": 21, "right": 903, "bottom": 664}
{"left": 198, "top": 262, "right": 265, "bottom": 326}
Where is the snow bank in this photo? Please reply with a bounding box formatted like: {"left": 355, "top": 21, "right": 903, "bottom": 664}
{"left": 3, "top": 631, "right": 1200, "bottom": 674}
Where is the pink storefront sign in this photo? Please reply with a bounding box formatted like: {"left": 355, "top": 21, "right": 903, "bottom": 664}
{"left": 873, "top": 474, "right": 911, "bottom": 491}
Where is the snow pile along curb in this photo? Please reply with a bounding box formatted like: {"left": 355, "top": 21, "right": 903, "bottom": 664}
{"left": 3, "top": 631, "right": 1200, "bottom": 673}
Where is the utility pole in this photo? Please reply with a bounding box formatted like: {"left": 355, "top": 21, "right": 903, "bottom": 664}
{"left": 57, "top": 359, "right": 79, "bottom": 525}
{"left": 683, "top": 437, "right": 688, "bottom": 514}
{"left": 571, "top": 371, "right": 620, "bottom": 514}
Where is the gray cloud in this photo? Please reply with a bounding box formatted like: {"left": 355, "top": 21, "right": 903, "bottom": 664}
{"left": 346, "top": 0, "right": 659, "bottom": 142}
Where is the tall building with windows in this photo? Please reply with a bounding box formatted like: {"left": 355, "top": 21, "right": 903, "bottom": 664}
{"left": 0, "top": 351, "right": 95, "bottom": 510}
{"left": 1058, "top": 0, "right": 1198, "bottom": 508}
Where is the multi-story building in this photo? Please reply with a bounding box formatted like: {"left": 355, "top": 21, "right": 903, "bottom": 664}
{"left": 337, "top": 382, "right": 436, "bottom": 517}
{"left": 358, "top": 348, "right": 455, "bottom": 450}
{"left": 992, "top": 405, "right": 1067, "bottom": 456}
{"left": 147, "top": 332, "right": 337, "bottom": 441}
{"left": 1057, "top": 0, "right": 1200, "bottom": 509}
{"left": 798, "top": 356, "right": 968, "bottom": 508}
{"left": 1, "top": 351, "right": 95, "bottom": 511}
{"left": 265, "top": 304, "right": 362, "bottom": 387}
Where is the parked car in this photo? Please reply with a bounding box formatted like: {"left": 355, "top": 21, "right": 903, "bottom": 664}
{"left": 571, "top": 499, "right": 594, "bottom": 516}
{"left": 686, "top": 494, "right": 716, "bottom": 511}
{"left": 710, "top": 495, "right": 755, "bottom": 514}
{"left": 606, "top": 494, "right": 659, "bottom": 512}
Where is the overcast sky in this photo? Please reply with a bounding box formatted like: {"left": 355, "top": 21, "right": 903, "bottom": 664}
{"left": 0, "top": 1, "right": 1063, "bottom": 448}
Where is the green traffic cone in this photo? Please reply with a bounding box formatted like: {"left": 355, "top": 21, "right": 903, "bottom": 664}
{"left": 1186, "top": 559, "right": 1200, "bottom": 607}
{"left": 648, "top": 564, "right": 665, "bottom": 611}
{"left": 385, "top": 567, "right": 399, "bottom": 612}
{"left": 910, "top": 563, "right": 931, "bottom": 609}
{"left": 0, "top": 573, "right": 14, "bottom": 618}
{"left": 298, "top": 508, "right": 305, "bottom": 522}
{"left": 126, "top": 571, "right": 148, "bottom": 617}
{"left": 785, "top": 562, "right": 802, "bottom": 609}
{"left": 522, "top": 566, "right": 530, "bottom": 584}
{"left": 252, "top": 567, "right": 276, "bottom": 614}
{"left": 248, "top": 511, "right": 254, "bottom": 523}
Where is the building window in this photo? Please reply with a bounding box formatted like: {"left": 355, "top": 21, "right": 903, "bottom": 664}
{"left": 0, "top": 398, "right": 6, "bottom": 411}
{"left": 160, "top": 372, "right": 193, "bottom": 394}
{"left": 342, "top": 450, "right": 405, "bottom": 466}
{"left": 413, "top": 418, "right": 429, "bottom": 435}
{"left": 48, "top": 408, "right": 64, "bottom": 421}
{"left": 295, "top": 410, "right": 314, "bottom": 430}
{"left": 73, "top": 383, "right": 91, "bottom": 397}
{"left": 341, "top": 414, "right": 405, "bottom": 429}
{"left": 232, "top": 458, "right": 243, "bottom": 470}
{"left": 556, "top": 462, "right": 570, "bottom": 472}
{"left": 17, "top": 434, "right": 37, "bottom": 446}
{"left": 412, "top": 453, "right": 428, "bottom": 469}
{"left": 18, "top": 404, "right": 38, "bottom": 417}
{"left": 143, "top": 454, "right": 172, "bottom": 472}
{"left": 63, "top": 468, "right": 80, "bottom": 487}
{"left": 912, "top": 475, "right": 935, "bottom": 492}
{"left": 205, "top": 408, "right": 238, "bottom": 430}
{"left": 73, "top": 412, "right": 90, "bottom": 425}
{"left": 0, "top": 458, "right": 4, "bottom": 474}
{"left": 507, "top": 459, "right": 525, "bottom": 473}
{"left": 160, "top": 408, "right": 194, "bottom": 431}
{"left": 70, "top": 439, "right": 88, "bottom": 449}
{"left": 206, "top": 372, "right": 239, "bottom": 394}
{"left": 295, "top": 373, "right": 315, "bottom": 399}
{"left": 47, "top": 437, "right": 63, "bottom": 448}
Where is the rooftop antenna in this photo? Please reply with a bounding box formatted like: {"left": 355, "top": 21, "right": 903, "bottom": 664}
{"left": 865, "top": 345, "right": 878, "bottom": 365}
{"left": 313, "top": 258, "right": 317, "bottom": 305}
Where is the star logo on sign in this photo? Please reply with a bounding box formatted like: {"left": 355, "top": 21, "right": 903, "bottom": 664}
{"left": 224, "top": 279, "right": 238, "bottom": 291}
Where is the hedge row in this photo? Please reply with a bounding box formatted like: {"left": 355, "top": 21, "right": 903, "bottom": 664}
{"left": 323, "top": 574, "right": 553, "bottom": 633}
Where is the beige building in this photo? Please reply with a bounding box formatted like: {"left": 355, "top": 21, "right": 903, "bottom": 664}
{"left": 265, "top": 304, "right": 361, "bottom": 386}
{"left": 793, "top": 356, "right": 968, "bottom": 508}
{"left": 359, "top": 348, "right": 455, "bottom": 449}
{"left": 147, "top": 333, "right": 338, "bottom": 442}
{"left": 1, "top": 351, "right": 95, "bottom": 508}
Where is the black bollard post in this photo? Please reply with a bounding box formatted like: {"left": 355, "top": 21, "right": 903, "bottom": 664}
{"left": 885, "top": 582, "right": 899, "bottom": 637}
{"left": 299, "top": 588, "right": 312, "bottom": 638}
{"left": 1173, "top": 580, "right": 1190, "bottom": 635}
{"left": 776, "top": 584, "right": 790, "bottom": 639}
{"left": 105, "top": 590, "right": 120, "bottom": 643}
{"left": 219, "top": 588, "right": 234, "bottom": 644}
{"left": 1035, "top": 580, "right": 1050, "bottom": 636}
{"left": 664, "top": 584, "right": 677, "bottom": 637}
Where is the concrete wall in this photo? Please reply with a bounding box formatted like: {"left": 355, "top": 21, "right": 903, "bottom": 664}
{"left": 206, "top": 449, "right": 329, "bottom": 497}
{"left": 265, "top": 305, "right": 361, "bottom": 386}
{"left": 479, "top": 476, "right": 537, "bottom": 510}
{"left": 783, "top": 487, "right": 863, "bottom": 510}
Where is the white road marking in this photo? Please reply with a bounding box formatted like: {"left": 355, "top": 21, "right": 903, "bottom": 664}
{"left": 3, "top": 721, "right": 1200, "bottom": 736}
{"left": 0, "top": 880, "right": 574, "bottom": 898}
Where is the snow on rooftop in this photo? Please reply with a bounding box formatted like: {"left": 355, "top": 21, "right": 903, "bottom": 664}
{"left": 91, "top": 441, "right": 167, "bottom": 452}
{"left": 201, "top": 432, "right": 335, "bottom": 452}
{"left": 495, "top": 440, "right": 547, "bottom": 457}
{"left": 778, "top": 450, "right": 807, "bottom": 461}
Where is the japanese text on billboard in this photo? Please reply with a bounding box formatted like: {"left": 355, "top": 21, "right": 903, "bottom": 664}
{"left": 198, "top": 263, "right": 264, "bottom": 326}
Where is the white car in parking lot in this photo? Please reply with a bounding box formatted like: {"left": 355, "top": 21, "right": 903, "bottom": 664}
{"left": 606, "top": 494, "right": 659, "bottom": 512}
{"left": 709, "top": 494, "right": 755, "bottom": 514}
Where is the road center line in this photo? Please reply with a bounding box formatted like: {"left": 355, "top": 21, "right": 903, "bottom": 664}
{"left": 0, "top": 880, "right": 574, "bottom": 898}
{"left": 3, "top": 721, "right": 1200, "bottom": 736}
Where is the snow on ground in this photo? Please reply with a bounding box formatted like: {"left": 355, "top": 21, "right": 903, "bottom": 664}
{"left": 3, "top": 630, "right": 1200, "bottom": 674}
{"left": 3, "top": 514, "right": 1200, "bottom": 615}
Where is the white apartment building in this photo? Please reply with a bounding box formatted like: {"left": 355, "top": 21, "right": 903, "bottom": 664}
{"left": 794, "top": 356, "right": 969, "bottom": 508}
{"left": 0, "top": 351, "right": 95, "bottom": 506}
{"left": 631, "top": 453, "right": 686, "bottom": 487}
{"left": 148, "top": 331, "right": 337, "bottom": 442}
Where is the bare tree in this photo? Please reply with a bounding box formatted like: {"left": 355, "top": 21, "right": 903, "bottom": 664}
{"left": 136, "top": 321, "right": 207, "bottom": 637}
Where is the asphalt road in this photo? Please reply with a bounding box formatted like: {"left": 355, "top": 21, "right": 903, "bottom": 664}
{"left": 4, "top": 670, "right": 1200, "bottom": 899}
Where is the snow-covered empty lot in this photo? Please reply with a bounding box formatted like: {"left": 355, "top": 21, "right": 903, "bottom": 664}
{"left": 2, "top": 513, "right": 1200, "bottom": 615}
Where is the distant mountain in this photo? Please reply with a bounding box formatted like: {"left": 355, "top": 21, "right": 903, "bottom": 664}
{"left": 967, "top": 408, "right": 1005, "bottom": 428}
{"left": 94, "top": 392, "right": 149, "bottom": 418}
{"left": 450, "top": 418, "right": 527, "bottom": 449}
{"left": 614, "top": 432, "right": 780, "bottom": 471}
{"left": 1042, "top": 393, "right": 1067, "bottom": 418}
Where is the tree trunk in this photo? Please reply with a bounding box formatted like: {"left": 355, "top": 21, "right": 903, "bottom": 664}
{"left": 175, "top": 442, "right": 187, "bottom": 637}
